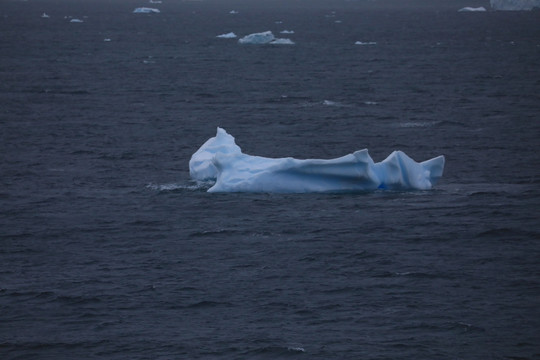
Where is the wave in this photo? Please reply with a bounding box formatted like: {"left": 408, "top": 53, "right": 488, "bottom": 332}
{"left": 145, "top": 181, "right": 213, "bottom": 192}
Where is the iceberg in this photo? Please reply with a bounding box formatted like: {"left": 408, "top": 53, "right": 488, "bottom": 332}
{"left": 133, "top": 7, "right": 160, "bottom": 13}
{"left": 270, "top": 38, "right": 295, "bottom": 45}
{"left": 355, "top": 41, "right": 377, "bottom": 45}
{"left": 189, "top": 128, "right": 445, "bottom": 193}
{"left": 458, "top": 7, "right": 487, "bottom": 11}
{"left": 490, "top": 0, "right": 540, "bottom": 10}
{"left": 217, "top": 32, "right": 237, "bottom": 39}
{"left": 238, "top": 31, "right": 294, "bottom": 45}
{"left": 238, "top": 31, "right": 275, "bottom": 44}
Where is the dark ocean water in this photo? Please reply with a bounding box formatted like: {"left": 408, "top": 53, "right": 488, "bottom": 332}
{"left": 1, "top": 0, "right": 540, "bottom": 359}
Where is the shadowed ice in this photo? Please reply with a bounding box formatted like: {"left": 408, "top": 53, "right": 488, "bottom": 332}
{"left": 189, "top": 128, "right": 444, "bottom": 193}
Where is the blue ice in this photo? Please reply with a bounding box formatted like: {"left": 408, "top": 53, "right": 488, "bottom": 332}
{"left": 189, "top": 128, "right": 445, "bottom": 193}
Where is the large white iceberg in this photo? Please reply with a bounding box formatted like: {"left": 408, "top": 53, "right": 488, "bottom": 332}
{"left": 189, "top": 128, "right": 445, "bottom": 193}
{"left": 490, "top": 0, "right": 540, "bottom": 10}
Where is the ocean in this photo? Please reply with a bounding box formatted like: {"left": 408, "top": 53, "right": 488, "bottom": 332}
{"left": 1, "top": 0, "right": 539, "bottom": 359}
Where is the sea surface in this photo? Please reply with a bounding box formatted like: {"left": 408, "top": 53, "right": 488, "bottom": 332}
{"left": 1, "top": 0, "right": 539, "bottom": 359}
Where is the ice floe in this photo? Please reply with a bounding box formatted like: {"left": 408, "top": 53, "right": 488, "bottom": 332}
{"left": 189, "top": 128, "right": 445, "bottom": 193}
{"left": 355, "top": 41, "right": 377, "bottom": 45}
{"left": 70, "top": 18, "right": 83, "bottom": 23}
{"left": 133, "top": 7, "right": 160, "bottom": 14}
{"left": 41, "top": 13, "right": 49, "bottom": 18}
{"left": 490, "top": 0, "right": 540, "bottom": 10}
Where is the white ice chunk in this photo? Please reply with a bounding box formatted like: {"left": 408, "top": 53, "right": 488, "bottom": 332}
{"left": 490, "top": 0, "right": 540, "bottom": 10}
{"left": 229, "top": 10, "right": 239, "bottom": 14}
{"left": 458, "top": 6, "right": 487, "bottom": 11}
{"left": 280, "top": 30, "right": 295, "bottom": 34}
{"left": 149, "top": 0, "right": 162, "bottom": 3}
{"left": 133, "top": 7, "right": 160, "bottom": 13}
{"left": 355, "top": 41, "right": 377, "bottom": 45}
{"left": 270, "top": 38, "right": 295, "bottom": 45}
{"left": 217, "top": 32, "right": 237, "bottom": 38}
{"left": 70, "top": 18, "right": 83, "bottom": 23}
{"left": 41, "top": 13, "right": 50, "bottom": 18}
{"left": 238, "top": 31, "right": 275, "bottom": 44}
{"left": 189, "top": 128, "right": 445, "bottom": 193}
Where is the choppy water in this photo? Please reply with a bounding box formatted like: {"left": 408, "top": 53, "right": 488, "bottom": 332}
{"left": 1, "top": 1, "right": 539, "bottom": 359}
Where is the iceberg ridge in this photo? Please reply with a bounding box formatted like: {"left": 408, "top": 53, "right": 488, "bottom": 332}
{"left": 189, "top": 128, "right": 445, "bottom": 193}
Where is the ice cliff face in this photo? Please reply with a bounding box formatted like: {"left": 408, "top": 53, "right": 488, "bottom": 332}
{"left": 189, "top": 128, "right": 445, "bottom": 193}
{"left": 490, "top": 0, "right": 540, "bottom": 10}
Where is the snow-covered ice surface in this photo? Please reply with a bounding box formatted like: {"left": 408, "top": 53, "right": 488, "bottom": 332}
{"left": 133, "top": 7, "right": 160, "bottom": 14}
{"left": 189, "top": 128, "right": 445, "bottom": 193}
{"left": 491, "top": 0, "right": 540, "bottom": 9}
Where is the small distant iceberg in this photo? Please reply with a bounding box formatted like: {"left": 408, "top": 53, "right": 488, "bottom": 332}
{"left": 458, "top": 6, "right": 487, "bottom": 11}
{"left": 41, "top": 12, "right": 50, "bottom": 18}
{"left": 323, "top": 100, "right": 342, "bottom": 106}
{"left": 270, "top": 38, "right": 295, "bottom": 45}
{"left": 189, "top": 128, "right": 445, "bottom": 193}
{"left": 280, "top": 30, "right": 295, "bottom": 34}
{"left": 238, "top": 31, "right": 275, "bottom": 44}
{"left": 355, "top": 41, "right": 377, "bottom": 45}
{"left": 217, "top": 32, "right": 237, "bottom": 39}
{"left": 238, "top": 31, "right": 294, "bottom": 45}
{"left": 133, "top": 7, "right": 160, "bottom": 13}
{"left": 149, "top": 0, "right": 162, "bottom": 3}
{"left": 70, "top": 18, "right": 83, "bottom": 23}
{"left": 490, "top": 0, "right": 540, "bottom": 10}
{"left": 229, "top": 10, "right": 239, "bottom": 14}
